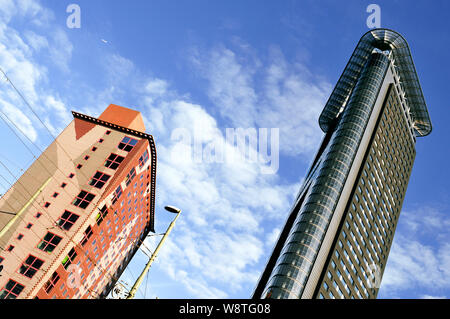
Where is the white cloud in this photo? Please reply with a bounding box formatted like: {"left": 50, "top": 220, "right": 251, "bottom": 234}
{"left": 133, "top": 75, "right": 299, "bottom": 297}
{"left": 48, "top": 28, "right": 73, "bottom": 72}
{"left": 190, "top": 43, "right": 331, "bottom": 158}
{"left": 104, "top": 53, "right": 135, "bottom": 84}
{"left": 421, "top": 294, "right": 447, "bottom": 299}
{"left": 379, "top": 207, "right": 450, "bottom": 298}
{"left": 0, "top": 100, "right": 38, "bottom": 142}
{"left": 24, "top": 30, "right": 48, "bottom": 52}
{"left": 0, "top": 0, "right": 78, "bottom": 148}
{"left": 145, "top": 78, "right": 169, "bottom": 97}
{"left": 44, "top": 95, "right": 71, "bottom": 124}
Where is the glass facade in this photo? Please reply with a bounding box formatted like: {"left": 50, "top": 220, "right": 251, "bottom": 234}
{"left": 253, "top": 28, "right": 431, "bottom": 300}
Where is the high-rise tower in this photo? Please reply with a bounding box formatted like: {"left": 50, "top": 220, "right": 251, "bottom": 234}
{"left": 0, "top": 104, "right": 157, "bottom": 299}
{"left": 253, "top": 29, "right": 432, "bottom": 299}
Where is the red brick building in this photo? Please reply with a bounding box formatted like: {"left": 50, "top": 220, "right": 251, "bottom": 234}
{"left": 0, "top": 104, "right": 156, "bottom": 299}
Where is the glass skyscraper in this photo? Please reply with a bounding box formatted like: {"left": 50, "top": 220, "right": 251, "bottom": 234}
{"left": 252, "top": 28, "right": 432, "bottom": 299}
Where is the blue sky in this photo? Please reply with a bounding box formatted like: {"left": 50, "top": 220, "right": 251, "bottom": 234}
{"left": 0, "top": 0, "right": 449, "bottom": 299}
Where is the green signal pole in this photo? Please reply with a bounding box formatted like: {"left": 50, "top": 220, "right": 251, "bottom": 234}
{"left": 126, "top": 209, "right": 181, "bottom": 299}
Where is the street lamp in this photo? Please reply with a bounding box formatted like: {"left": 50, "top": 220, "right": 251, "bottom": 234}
{"left": 126, "top": 205, "right": 181, "bottom": 299}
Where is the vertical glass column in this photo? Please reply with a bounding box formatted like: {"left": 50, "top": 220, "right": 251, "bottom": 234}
{"left": 262, "top": 52, "right": 389, "bottom": 299}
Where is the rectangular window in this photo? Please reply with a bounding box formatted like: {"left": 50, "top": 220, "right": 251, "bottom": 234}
{"left": 105, "top": 130, "right": 111, "bottom": 135}
{"left": 76, "top": 164, "right": 83, "bottom": 169}
{"left": 0, "top": 279, "right": 24, "bottom": 299}
{"left": 104, "top": 153, "right": 125, "bottom": 170}
{"left": 44, "top": 202, "right": 51, "bottom": 208}
{"left": 69, "top": 173, "right": 75, "bottom": 179}
{"left": 125, "top": 168, "right": 136, "bottom": 187}
{"left": 96, "top": 205, "right": 109, "bottom": 226}
{"left": 43, "top": 271, "right": 60, "bottom": 294}
{"left": 80, "top": 226, "right": 93, "bottom": 246}
{"left": 19, "top": 255, "right": 44, "bottom": 278}
{"left": 35, "top": 212, "right": 42, "bottom": 218}
{"left": 84, "top": 155, "right": 90, "bottom": 160}
{"left": 26, "top": 223, "right": 33, "bottom": 229}
{"left": 37, "top": 232, "right": 62, "bottom": 253}
{"left": 111, "top": 185, "right": 123, "bottom": 205}
{"left": 57, "top": 211, "right": 80, "bottom": 231}
{"left": 52, "top": 192, "right": 59, "bottom": 198}
{"left": 7, "top": 245, "right": 14, "bottom": 252}
{"left": 72, "top": 190, "right": 95, "bottom": 209}
{"left": 17, "top": 234, "right": 24, "bottom": 240}
{"left": 89, "top": 171, "right": 111, "bottom": 189}
{"left": 62, "top": 248, "right": 77, "bottom": 269}
{"left": 118, "top": 136, "right": 138, "bottom": 152}
{"left": 138, "top": 150, "right": 149, "bottom": 168}
{"left": 91, "top": 146, "right": 97, "bottom": 152}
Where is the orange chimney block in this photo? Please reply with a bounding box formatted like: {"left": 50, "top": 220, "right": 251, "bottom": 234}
{"left": 98, "top": 104, "right": 146, "bottom": 132}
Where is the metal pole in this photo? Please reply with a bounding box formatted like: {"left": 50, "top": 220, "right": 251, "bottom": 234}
{"left": 126, "top": 211, "right": 181, "bottom": 299}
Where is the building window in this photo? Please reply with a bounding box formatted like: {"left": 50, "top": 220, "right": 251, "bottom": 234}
{"left": 72, "top": 190, "right": 95, "bottom": 209}
{"left": 7, "top": 245, "right": 14, "bottom": 252}
{"left": 84, "top": 155, "right": 90, "bottom": 160}
{"left": 76, "top": 164, "right": 83, "bottom": 169}
{"left": 52, "top": 192, "right": 59, "bottom": 198}
{"left": 35, "top": 212, "right": 42, "bottom": 218}
{"left": 0, "top": 257, "right": 4, "bottom": 264}
{"left": 91, "top": 146, "right": 97, "bottom": 152}
{"left": 104, "top": 153, "right": 125, "bottom": 170}
{"left": 57, "top": 210, "right": 80, "bottom": 231}
{"left": 69, "top": 173, "right": 75, "bottom": 178}
{"left": 118, "top": 136, "right": 138, "bottom": 152}
{"left": 44, "top": 202, "right": 51, "bottom": 208}
{"left": 62, "top": 247, "right": 77, "bottom": 269}
{"left": 17, "top": 234, "right": 24, "bottom": 240}
{"left": 0, "top": 279, "right": 24, "bottom": 299}
{"left": 96, "top": 206, "right": 109, "bottom": 226}
{"left": 99, "top": 138, "right": 104, "bottom": 143}
{"left": 138, "top": 150, "right": 149, "bottom": 168}
{"left": 26, "top": 223, "right": 33, "bottom": 229}
{"left": 80, "top": 225, "right": 93, "bottom": 246}
{"left": 19, "top": 255, "right": 44, "bottom": 278}
{"left": 89, "top": 171, "right": 111, "bottom": 189}
{"left": 43, "top": 271, "right": 60, "bottom": 294}
{"left": 125, "top": 168, "right": 136, "bottom": 187}
{"left": 105, "top": 130, "right": 111, "bottom": 135}
{"left": 112, "top": 185, "right": 123, "bottom": 205}
{"left": 37, "top": 232, "right": 62, "bottom": 253}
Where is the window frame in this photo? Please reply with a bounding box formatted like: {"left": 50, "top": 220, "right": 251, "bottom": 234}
{"left": 43, "top": 271, "right": 60, "bottom": 294}
{"left": 118, "top": 136, "right": 138, "bottom": 152}
{"left": 138, "top": 149, "right": 149, "bottom": 168}
{"left": 72, "top": 190, "right": 95, "bottom": 209}
{"left": 89, "top": 171, "right": 111, "bottom": 189}
{"left": 104, "top": 153, "right": 125, "bottom": 170}
{"left": 80, "top": 225, "right": 93, "bottom": 246}
{"left": 18, "top": 254, "right": 44, "bottom": 279}
{"left": 0, "top": 279, "right": 24, "bottom": 299}
{"left": 57, "top": 210, "right": 80, "bottom": 231}
{"left": 37, "top": 232, "right": 62, "bottom": 253}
